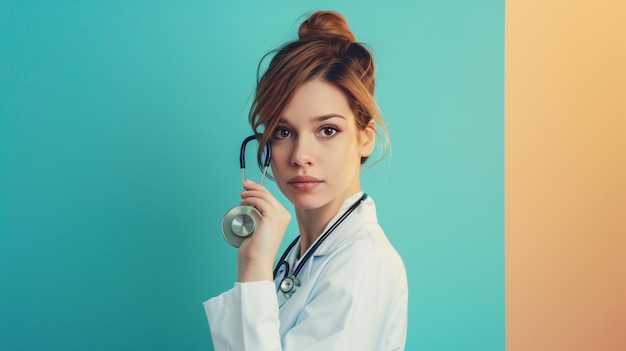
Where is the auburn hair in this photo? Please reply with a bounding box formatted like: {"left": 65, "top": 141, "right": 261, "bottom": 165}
{"left": 249, "top": 11, "right": 389, "bottom": 169}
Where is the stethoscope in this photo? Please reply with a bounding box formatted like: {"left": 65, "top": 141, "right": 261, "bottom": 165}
{"left": 222, "top": 134, "right": 367, "bottom": 299}
{"left": 272, "top": 193, "right": 367, "bottom": 299}
{"left": 221, "top": 134, "right": 271, "bottom": 248}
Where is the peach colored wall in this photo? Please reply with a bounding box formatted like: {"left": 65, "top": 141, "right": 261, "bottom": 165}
{"left": 505, "top": 0, "right": 626, "bottom": 350}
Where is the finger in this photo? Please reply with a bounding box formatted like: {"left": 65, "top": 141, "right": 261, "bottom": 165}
{"left": 241, "top": 190, "right": 289, "bottom": 214}
{"left": 242, "top": 180, "right": 266, "bottom": 191}
{"left": 240, "top": 185, "right": 284, "bottom": 209}
{"left": 240, "top": 188, "right": 269, "bottom": 199}
{"left": 240, "top": 196, "right": 274, "bottom": 216}
{"left": 241, "top": 191, "right": 286, "bottom": 211}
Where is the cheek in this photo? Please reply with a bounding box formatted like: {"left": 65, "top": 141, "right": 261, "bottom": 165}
{"left": 336, "top": 138, "right": 361, "bottom": 160}
{"left": 326, "top": 146, "right": 359, "bottom": 173}
{"left": 269, "top": 150, "right": 287, "bottom": 176}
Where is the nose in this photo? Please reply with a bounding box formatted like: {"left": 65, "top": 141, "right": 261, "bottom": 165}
{"left": 290, "top": 136, "right": 314, "bottom": 167}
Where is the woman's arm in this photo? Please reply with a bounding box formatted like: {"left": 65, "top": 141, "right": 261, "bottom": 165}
{"left": 204, "top": 281, "right": 281, "bottom": 351}
{"left": 237, "top": 180, "right": 291, "bottom": 282}
{"left": 204, "top": 235, "right": 407, "bottom": 351}
{"left": 205, "top": 180, "right": 288, "bottom": 350}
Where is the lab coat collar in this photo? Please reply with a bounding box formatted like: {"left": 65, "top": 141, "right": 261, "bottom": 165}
{"left": 300, "top": 191, "right": 377, "bottom": 263}
{"left": 275, "top": 192, "right": 378, "bottom": 307}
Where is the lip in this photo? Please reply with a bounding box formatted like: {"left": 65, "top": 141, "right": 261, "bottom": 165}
{"left": 288, "top": 175, "right": 323, "bottom": 191}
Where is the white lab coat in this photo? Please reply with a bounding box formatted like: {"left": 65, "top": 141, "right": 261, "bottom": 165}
{"left": 204, "top": 193, "right": 408, "bottom": 350}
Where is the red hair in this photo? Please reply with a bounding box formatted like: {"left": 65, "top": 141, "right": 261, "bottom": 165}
{"left": 249, "top": 11, "right": 389, "bottom": 168}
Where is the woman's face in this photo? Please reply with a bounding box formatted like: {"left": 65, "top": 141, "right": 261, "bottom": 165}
{"left": 270, "top": 78, "right": 375, "bottom": 211}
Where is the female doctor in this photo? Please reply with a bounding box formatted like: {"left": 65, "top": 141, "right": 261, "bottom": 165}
{"left": 204, "top": 11, "right": 408, "bottom": 350}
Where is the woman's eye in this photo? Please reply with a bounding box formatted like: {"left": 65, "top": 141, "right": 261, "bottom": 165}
{"left": 319, "top": 126, "right": 338, "bottom": 137}
{"left": 273, "top": 127, "right": 292, "bottom": 139}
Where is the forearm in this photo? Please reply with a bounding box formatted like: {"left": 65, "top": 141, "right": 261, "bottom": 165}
{"left": 238, "top": 255, "right": 274, "bottom": 282}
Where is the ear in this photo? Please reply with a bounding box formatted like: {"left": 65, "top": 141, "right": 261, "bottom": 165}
{"left": 359, "top": 120, "right": 376, "bottom": 158}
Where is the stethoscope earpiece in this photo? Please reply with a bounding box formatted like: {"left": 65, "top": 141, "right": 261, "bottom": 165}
{"left": 221, "top": 134, "right": 271, "bottom": 248}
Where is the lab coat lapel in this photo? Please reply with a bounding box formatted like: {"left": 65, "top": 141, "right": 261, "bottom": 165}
{"left": 276, "top": 193, "right": 377, "bottom": 308}
{"left": 300, "top": 193, "right": 377, "bottom": 279}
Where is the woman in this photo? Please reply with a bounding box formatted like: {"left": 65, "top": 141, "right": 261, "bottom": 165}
{"left": 205, "top": 11, "right": 407, "bottom": 350}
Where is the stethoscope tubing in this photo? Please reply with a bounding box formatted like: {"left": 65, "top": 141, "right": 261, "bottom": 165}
{"left": 272, "top": 193, "right": 368, "bottom": 282}
{"left": 222, "top": 134, "right": 272, "bottom": 248}
{"left": 232, "top": 134, "right": 368, "bottom": 298}
{"left": 240, "top": 134, "right": 271, "bottom": 185}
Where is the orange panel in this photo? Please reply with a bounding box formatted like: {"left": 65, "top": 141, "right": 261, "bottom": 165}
{"left": 505, "top": 0, "right": 626, "bottom": 350}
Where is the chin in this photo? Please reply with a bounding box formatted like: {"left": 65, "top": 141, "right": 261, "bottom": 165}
{"left": 287, "top": 196, "right": 320, "bottom": 210}
{"left": 284, "top": 191, "right": 326, "bottom": 210}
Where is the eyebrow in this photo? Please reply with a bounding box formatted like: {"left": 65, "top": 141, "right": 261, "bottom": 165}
{"left": 278, "top": 114, "right": 347, "bottom": 124}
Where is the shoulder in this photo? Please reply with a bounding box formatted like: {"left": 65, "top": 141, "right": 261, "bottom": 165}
{"left": 320, "top": 224, "right": 406, "bottom": 288}
{"left": 341, "top": 222, "right": 406, "bottom": 279}
{"left": 336, "top": 196, "right": 404, "bottom": 272}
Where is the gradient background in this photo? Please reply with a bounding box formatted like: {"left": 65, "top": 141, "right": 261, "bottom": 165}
{"left": 0, "top": 1, "right": 623, "bottom": 350}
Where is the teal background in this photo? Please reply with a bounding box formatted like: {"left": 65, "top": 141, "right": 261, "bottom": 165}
{"left": 0, "top": 1, "right": 504, "bottom": 350}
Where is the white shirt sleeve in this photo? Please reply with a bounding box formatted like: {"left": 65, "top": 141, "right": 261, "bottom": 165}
{"left": 204, "top": 281, "right": 281, "bottom": 351}
{"left": 203, "top": 239, "right": 407, "bottom": 351}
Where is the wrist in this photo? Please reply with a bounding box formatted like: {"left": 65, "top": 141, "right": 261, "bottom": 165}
{"left": 238, "top": 256, "right": 273, "bottom": 282}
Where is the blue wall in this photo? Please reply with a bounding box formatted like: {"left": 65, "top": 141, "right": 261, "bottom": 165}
{"left": 0, "top": 1, "right": 504, "bottom": 350}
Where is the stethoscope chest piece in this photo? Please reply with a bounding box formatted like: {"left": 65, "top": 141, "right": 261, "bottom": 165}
{"left": 221, "top": 134, "right": 271, "bottom": 248}
{"left": 272, "top": 193, "right": 368, "bottom": 299}
{"left": 222, "top": 205, "right": 262, "bottom": 248}
{"left": 279, "top": 276, "right": 300, "bottom": 299}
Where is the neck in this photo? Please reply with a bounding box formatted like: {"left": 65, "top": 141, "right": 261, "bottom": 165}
{"left": 295, "top": 191, "right": 361, "bottom": 257}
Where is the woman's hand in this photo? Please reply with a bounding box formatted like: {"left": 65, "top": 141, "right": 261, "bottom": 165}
{"left": 237, "top": 180, "right": 291, "bottom": 282}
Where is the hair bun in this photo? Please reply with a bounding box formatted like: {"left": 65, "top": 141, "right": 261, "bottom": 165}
{"left": 298, "top": 11, "right": 356, "bottom": 42}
